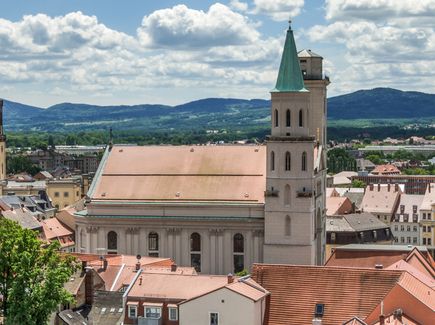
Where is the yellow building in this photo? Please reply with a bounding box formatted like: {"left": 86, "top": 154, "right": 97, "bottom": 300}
{"left": 47, "top": 178, "right": 82, "bottom": 210}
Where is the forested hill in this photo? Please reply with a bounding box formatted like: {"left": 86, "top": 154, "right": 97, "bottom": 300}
{"left": 2, "top": 88, "right": 434, "bottom": 132}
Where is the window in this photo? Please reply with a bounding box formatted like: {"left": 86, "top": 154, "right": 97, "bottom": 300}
{"left": 299, "top": 109, "right": 303, "bottom": 127}
{"left": 285, "top": 215, "right": 291, "bottom": 237}
{"left": 145, "top": 307, "right": 161, "bottom": 319}
{"left": 394, "top": 225, "right": 398, "bottom": 231}
{"left": 429, "top": 214, "right": 432, "bottom": 220}
{"left": 373, "top": 230, "right": 377, "bottom": 241}
{"left": 285, "top": 152, "right": 291, "bottom": 171}
{"left": 190, "top": 232, "right": 201, "bottom": 272}
{"left": 428, "top": 226, "right": 432, "bottom": 232}
{"left": 400, "top": 225, "right": 405, "bottom": 231}
{"left": 148, "top": 232, "right": 159, "bottom": 257}
{"left": 301, "top": 152, "right": 307, "bottom": 171}
{"left": 407, "top": 237, "right": 411, "bottom": 244}
{"left": 271, "top": 151, "right": 275, "bottom": 171}
{"left": 330, "top": 232, "right": 336, "bottom": 243}
{"left": 413, "top": 237, "right": 418, "bottom": 244}
{"left": 169, "top": 307, "right": 178, "bottom": 321}
{"left": 107, "top": 231, "right": 117, "bottom": 252}
{"left": 64, "top": 191, "right": 69, "bottom": 197}
{"left": 401, "top": 237, "right": 405, "bottom": 243}
{"left": 413, "top": 225, "right": 418, "bottom": 232}
{"left": 210, "top": 312, "right": 219, "bottom": 325}
{"left": 128, "top": 306, "right": 137, "bottom": 319}
{"left": 423, "top": 213, "right": 426, "bottom": 220}
{"left": 286, "top": 109, "right": 291, "bottom": 127}
{"left": 284, "top": 185, "right": 290, "bottom": 206}
{"left": 233, "top": 233, "right": 244, "bottom": 273}
{"left": 406, "top": 225, "right": 411, "bottom": 232}
{"left": 428, "top": 238, "right": 432, "bottom": 245}
{"left": 423, "top": 226, "right": 427, "bottom": 232}
{"left": 54, "top": 192, "right": 60, "bottom": 198}
{"left": 76, "top": 191, "right": 79, "bottom": 196}
{"left": 423, "top": 238, "right": 427, "bottom": 245}
{"left": 274, "top": 109, "right": 279, "bottom": 127}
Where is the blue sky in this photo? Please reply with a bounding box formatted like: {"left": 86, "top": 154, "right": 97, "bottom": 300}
{"left": 1, "top": 1, "right": 434, "bottom": 107}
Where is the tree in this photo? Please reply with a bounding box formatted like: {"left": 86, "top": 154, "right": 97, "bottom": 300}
{"left": 0, "top": 219, "right": 77, "bottom": 325}
{"left": 351, "top": 179, "right": 366, "bottom": 188}
{"left": 6, "top": 155, "right": 41, "bottom": 175}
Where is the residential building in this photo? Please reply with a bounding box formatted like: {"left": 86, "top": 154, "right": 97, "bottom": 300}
{"left": 47, "top": 178, "right": 82, "bottom": 210}
{"left": 251, "top": 262, "right": 434, "bottom": 325}
{"left": 420, "top": 183, "right": 435, "bottom": 254}
{"left": 371, "top": 164, "right": 401, "bottom": 176}
{"left": 361, "top": 184, "right": 401, "bottom": 224}
{"left": 0, "top": 193, "right": 55, "bottom": 219}
{"left": 1, "top": 207, "right": 42, "bottom": 233}
{"left": 326, "top": 196, "right": 354, "bottom": 216}
{"left": 356, "top": 158, "right": 376, "bottom": 172}
{"left": 352, "top": 175, "right": 435, "bottom": 195}
{"left": 34, "top": 171, "right": 54, "bottom": 180}
{"left": 40, "top": 217, "right": 75, "bottom": 252}
{"left": 326, "top": 213, "right": 393, "bottom": 258}
{"left": 391, "top": 194, "right": 423, "bottom": 245}
{"left": 74, "top": 23, "right": 329, "bottom": 274}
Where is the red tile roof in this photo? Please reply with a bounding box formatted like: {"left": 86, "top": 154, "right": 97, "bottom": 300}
{"left": 251, "top": 264, "right": 403, "bottom": 325}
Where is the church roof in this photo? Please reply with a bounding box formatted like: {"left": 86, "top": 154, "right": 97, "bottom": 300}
{"left": 89, "top": 145, "right": 266, "bottom": 204}
{"left": 272, "top": 24, "right": 307, "bottom": 93}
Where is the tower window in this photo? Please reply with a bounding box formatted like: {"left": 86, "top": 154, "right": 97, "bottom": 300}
{"left": 148, "top": 232, "right": 159, "bottom": 257}
{"left": 302, "top": 152, "right": 307, "bottom": 171}
{"left": 190, "top": 232, "right": 201, "bottom": 272}
{"left": 286, "top": 109, "right": 291, "bottom": 127}
{"left": 107, "top": 231, "right": 117, "bottom": 253}
{"left": 285, "top": 215, "right": 291, "bottom": 236}
{"left": 274, "top": 109, "right": 279, "bottom": 127}
{"left": 233, "top": 233, "right": 244, "bottom": 273}
{"left": 285, "top": 152, "right": 291, "bottom": 171}
{"left": 299, "top": 109, "right": 303, "bottom": 127}
{"left": 271, "top": 151, "right": 275, "bottom": 171}
{"left": 284, "top": 185, "right": 290, "bottom": 206}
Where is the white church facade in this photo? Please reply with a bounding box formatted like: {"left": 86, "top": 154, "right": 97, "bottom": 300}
{"left": 75, "top": 24, "right": 329, "bottom": 275}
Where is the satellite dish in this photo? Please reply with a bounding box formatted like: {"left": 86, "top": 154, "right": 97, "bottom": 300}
{"left": 136, "top": 254, "right": 141, "bottom": 260}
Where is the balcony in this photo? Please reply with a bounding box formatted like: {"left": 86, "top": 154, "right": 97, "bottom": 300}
{"left": 297, "top": 189, "right": 313, "bottom": 198}
{"left": 264, "top": 189, "right": 279, "bottom": 197}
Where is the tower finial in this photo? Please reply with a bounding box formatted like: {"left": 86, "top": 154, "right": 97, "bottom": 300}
{"left": 288, "top": 19, "right": 292, "bottom": 30}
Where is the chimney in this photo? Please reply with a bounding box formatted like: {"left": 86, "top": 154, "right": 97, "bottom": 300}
{"left": 379, "top": 315, "right": 385, "bottom": 325}
{"left": 387, "top": 184, "right": 391, "bottom": 192}
{"left": 429, "top": 184, "right": 431, "bottom": 193}
{"left": 377, "top": 184, "right": 381, "bottom": 191}
{"left": 395, "top": 184, "right": 399, "bottom": 192}
{"left": 135, "top": 262, "right": 141, "bottom": 271}
{"left": 227, "top": 273, "right": 234, "bottom": 284}
{"left": 81, "top": 261, "right": 88, "bottom": 274}
{"left": 171, "top": 264, "right": 177, "bottom": 272}
{"left": 103, "top": 258, "right": 108, "bottom": 271}
{"left": 139, "top": 276, "right": 143, "bottom": 286}
{"left": 369, "top": 184, "right": 374, "bottom": 191}
{"left": 85, "top": 266, "right": 94, "bottom": 305}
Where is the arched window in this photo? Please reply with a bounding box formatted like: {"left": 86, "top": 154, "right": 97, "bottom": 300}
{"left": 302, "top": 152, "right": 307, "bottom": 171}
{"left": 107, "top": 231, "right": 117, "bottom": 253}
{"left": 271, "top": 151, "right": 275, "bottom": 171}
{"left": 80, "top": 229, "right": 85, "bottom": 250}
{"left": 285, "top": 152, "right": 291, "bottom": 171}
{"left": 284, "top": 185, "right": 290, "bottom": 206}
{"left": 286, "top": 109, "right": 291, "bottom": 127}
{"left": 233, "top": 233, "right": 244, "bottom": 273}
{"left": 190, "top": 233, "right": 201, "bottom": 272}
{"left": 299, "top": 109, "right": 303, "bottom": 127}
{"left": 274, "top": 109, "right": 279, "bottom": 127}
{"left": 148, "top": 232, "right": 159, "bottom": 257}
{"left": 285, "top": 215, "right": 291, "bottom": 236}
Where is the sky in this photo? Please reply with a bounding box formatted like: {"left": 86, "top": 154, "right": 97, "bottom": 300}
{"left": 1, "top": 0, "right": 435, "bottom": 107}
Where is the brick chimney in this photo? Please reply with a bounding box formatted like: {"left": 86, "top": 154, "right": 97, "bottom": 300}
{"left": 103, "top": 258, "right": 108, "bottom": 271}
{"left": 171, "top": 264, "right": 177, "bottom": 272}
{"left": 377, "top": 184, "right": 381, "bottom": 191}
{"left": 387, "top": 184, "right": 391, "bottom": 192}
{"left": 395, "top": 184, "right": 399, "bottom": 192}
{"left": 227, "top": 273, "right": 234, "bottom": 284}
{"left": 135, "top": 262, "right": 141, "bottom": 271}
{"left": 369, "top": 184, "right": 374, "bottom": 191}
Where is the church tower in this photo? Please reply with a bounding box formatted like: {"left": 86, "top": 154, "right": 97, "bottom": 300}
{"left": 263, "top": 23, "right": 328, "bottom": 265}
{"left": 0, "top": 99, "right": 6, "bottom": 181}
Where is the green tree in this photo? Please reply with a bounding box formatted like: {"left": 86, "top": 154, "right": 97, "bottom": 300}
{"left": 0, "top": 219, "right": 77, "bottom": 325}
{"left": 351, "top": 179, "right": 366, "bottom": 188}
{"left": 6, "top": 155, "right": 41, "bottom": 175}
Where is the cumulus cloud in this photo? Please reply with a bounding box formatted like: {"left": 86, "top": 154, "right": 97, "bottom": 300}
{"left": 307, "top": 0, "right": 435, "bottom": 94}
{"left": 253, "top": 0, "right": 304, "bottom": 21}
{"left": 137, "top": 3, "right": 259, "bottom": 48}
{"left": 229, "top": 0, "right": 249, "bottom": 12}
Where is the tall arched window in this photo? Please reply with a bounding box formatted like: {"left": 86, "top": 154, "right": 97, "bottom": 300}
{"left": 302, "top": 152, "right": 307, "bottom": 171}
{"left": 274, "top": 109, "right": 279, "bottom": 127}
{"left": 285, "top": 215, "right": 291, "bottom": 236}
{"left": 284, "top": 185, "right": 290, "bottom": 206}
{"left": 107, "top": 231, "right": 117, "bottom": 253}
{"left": 80, "top": 229, "right": 85, "bottom": 251}
{"left": 286, "top": 109, "right": 291, "bottom": 127}
{"left": 299, "top": 109, "right": 303, "bottom": 127}
{"left": 190, "top": 232, "right": 201, "bottom": 272}
{"left": 271, "top": 151, "right": 275, "bottom": 171}
{"left": 233, "top": 233, "right": 244, "bottom": 273}
{"left": 285, "top": 152, "right": 291, "bottom": 171}
{"left": 148, "top": 232, "right": 159, "bottom": 257}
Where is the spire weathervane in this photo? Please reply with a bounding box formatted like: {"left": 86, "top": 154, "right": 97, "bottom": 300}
{"left": 288, "top": 19, "right": 292, "bottom": 30}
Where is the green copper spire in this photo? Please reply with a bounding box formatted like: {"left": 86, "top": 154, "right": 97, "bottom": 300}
{"left": 272, "top": 21, "right": 307, "bottom": 92}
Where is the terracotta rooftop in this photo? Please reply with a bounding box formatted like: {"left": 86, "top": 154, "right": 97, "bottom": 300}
{"left": 89, "top": 145, "right": 267, "bottom": 204}
{"left": 41, "top": 217, "right": 73, "bottom": 240}
{"left": 326, "top": 196, "right": 353, "bottom": 215}
{"left": 251, "top": 264, "right": 403, "bottom": 325}
{"left": 420, "top": 183, "right": 435, "bottom": 210}
{"left": 371, "top": 164, "right": 401, "bottom": 175}
{"left": 361, "top": 184, "right": 401, "bottom": 214}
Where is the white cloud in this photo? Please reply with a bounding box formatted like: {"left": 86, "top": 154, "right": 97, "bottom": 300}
{"left": 229, "top": 0, "right": 249, "bottom": 12}
{"left": 253, "top": 0, "right": 304, "bottom": 21}
{"left": 137, "top": 3, "right": 259, "bottom": 48}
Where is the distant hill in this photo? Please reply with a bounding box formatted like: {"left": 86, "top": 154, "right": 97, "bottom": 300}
{"left": 2, "top": 88, "right": 434, "bottom": 132}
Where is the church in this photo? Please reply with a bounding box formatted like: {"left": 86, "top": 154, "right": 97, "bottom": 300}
{"left": 75, "top": 23, "right": 329, "bottom": 275}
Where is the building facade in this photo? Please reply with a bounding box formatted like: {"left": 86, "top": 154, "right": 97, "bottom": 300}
{"left": 0, "top": 100, "right": 6, "bottom": 181}
{"left": 75, "top": 24, "right": 328, "bottom": 274}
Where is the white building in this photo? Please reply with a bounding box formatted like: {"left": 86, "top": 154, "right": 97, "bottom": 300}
{"left": 75, "top": 23, "right": 329, "bottom": 274}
